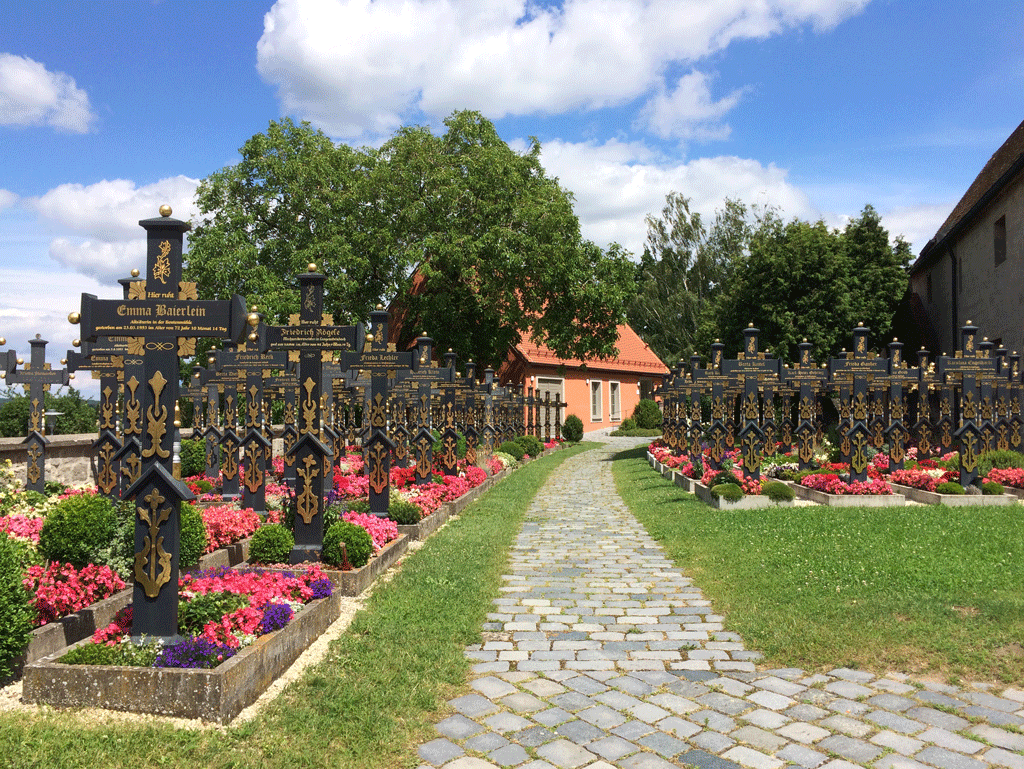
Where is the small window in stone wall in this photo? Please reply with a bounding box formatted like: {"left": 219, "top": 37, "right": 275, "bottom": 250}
{"left": 995, "top": 215, "right": 1007, "bottom": 266}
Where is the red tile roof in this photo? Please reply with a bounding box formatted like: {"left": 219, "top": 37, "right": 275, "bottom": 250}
{"left": 513, "top": 323, "right": 669, "bottom": 375}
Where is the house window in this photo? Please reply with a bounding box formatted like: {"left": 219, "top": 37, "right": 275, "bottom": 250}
{"left": 536, "top": 377, "right": 564, "bottom": 426}
{"left": 609, "top": 381, "right": 621, "bottom": 421}
{"left": 590, "top": 380, "right": 602, "bottom": 422}
{"left": 995, "top": 215, "right": 1007, "bottom": 266}
{"left": 926, "top": 273, "right": 932, "bottom": 303}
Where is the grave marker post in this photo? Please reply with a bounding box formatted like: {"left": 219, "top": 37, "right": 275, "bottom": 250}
{"left": 783, "top": 340, "right": 828, "bottom": 471}
{"left": 265, "top": 266, "right": 360, "bottom": 561}
{"left": 338, "top": 307, "right": 416, "bottom": 516}
{"left": 722, "top": 325, "right": 781, "bottom": 483}
{"left": 72, "top": 207, "right": 246, "bottom": 644}
{"left": 1008, "top": 352, "right": 1023, "bottom": 451}
{"left": 4, "top": 336, "right": 69, "bottom": 493}
{"left": 936, "top": 322, "right": 997, "bottom": 489}
{"left": 913, "top": 348, "right": 935, "bottom": 459}
{"left": 828, "top": 324, "right": 890, "bottom": 483}
{"left": 66, "top": 340, "right": 123, "bottom": 499}
{"left": 994, "top": 346, "right": 1012, "bottom": 451}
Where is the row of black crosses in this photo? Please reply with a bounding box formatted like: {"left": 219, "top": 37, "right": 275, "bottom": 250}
{"left": 65, "top": 208, "right": 566, "bottom": 645}
{"left": 657, "top": 322, "right": 1019, "bottom": 490}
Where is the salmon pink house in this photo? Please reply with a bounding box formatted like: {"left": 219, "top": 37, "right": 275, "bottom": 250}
{"left": 497, "top": 324, "right": 669, "bottom": 434}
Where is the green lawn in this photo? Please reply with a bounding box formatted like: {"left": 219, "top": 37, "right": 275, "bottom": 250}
{"left": 0, "top": 443, "right": 597, "bottom": 769}
{"left": 612, "top": 444, "right": 1024, "bottom": 684}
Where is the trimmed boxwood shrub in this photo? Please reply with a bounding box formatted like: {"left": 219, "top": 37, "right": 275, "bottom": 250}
{"left": 498, "top": 440, "right": 525, "bottom": 461}
{"left": 982, "top": 481, "right": 1004, "bottom": 495}
{"left": 762, "top": 480, "right": 795, "bottom": 503}
{"left": 248, "top": 523, "right": 294, "bottom": 565}
{"left": 179, "top": 502, "right": 208, "bottom": 569}
{"left": 936, "top": 481, "right": 965, "bottom": 495}
{"left": 621, "top": 418, "right": 636, "bottom": 430}
{"left": 711, "top": 483, "right": 743, "bottom": 502}
{"left": 179, "top": 438, "right": 206, "bottom": 479}
{"left": 709, "top": 469, "right": 741, "bottom": 488}
{"left": 38, "top": 493, "right": 116, "bottom": 568}
{"left": 514, "top": 434, "right": 544, "bottom": 458}
{"left": 562, "top": 414, "right": 584, "bottom": 442}
{"left": 631, "top": 399, "right": 663, "bottom": 429}
{"left": 978, "top": 449, "right": 1024, "bottom": 478}
{"left": 388, "top": 498, "right": 422, "bottom": 525}
{"left": 0, "top": 532, "right": 33, "bottom": 680}
{"left": 322, "top": 521, "right": 373, "bottom": 569}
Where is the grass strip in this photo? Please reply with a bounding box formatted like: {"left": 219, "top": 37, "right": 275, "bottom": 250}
{"left": 612, "top": 444, "right": 1024, "bottom": 684}
{"left": 0, "top": 443, "right": 596, "bottom": 769}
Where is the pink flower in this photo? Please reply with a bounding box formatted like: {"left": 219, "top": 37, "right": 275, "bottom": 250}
{"left": 201, "top": 505, "right": 261, "bottom": 552}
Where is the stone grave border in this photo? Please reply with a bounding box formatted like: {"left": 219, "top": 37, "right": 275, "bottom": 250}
{"left": 23, "top": 589, "right": 343, "bottom": 724}
{"left": 789, "top": 482, "right": 905, "bottom": 507}
{"left": 648, "top": 451, "right": 793, "bottom": 509}
{"left": 887, "top": 483, "right": 1017, "bottom": 506}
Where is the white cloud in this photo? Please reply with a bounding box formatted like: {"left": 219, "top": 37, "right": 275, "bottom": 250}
{"left": 880, "top": 202, "right": 953, "bottom": 256}
{"left": 0, "top": 189, "right": 16, "bottom": 211}
{"left": 640, "top": 71, "right": 746, "bottom": 140}
{"left": 0, "top": 269, "right": 121, "bottom": 400}
{"left": 257, "top": 0, "right": 869, "bottom": 139}
{"left": 532, "top": 138, "right": 820, "bottom": 258}
{"left": 29, "top": 176, "right": 199, "bottom": 282}
{"left": 0, "top": 53, "right": 96, "bottom": 133}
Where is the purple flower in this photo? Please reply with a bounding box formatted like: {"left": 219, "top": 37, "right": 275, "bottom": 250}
{"left": 257, "top": 603, "right": 294, "bottom": 635}
{"left": 154, "top": 636, "right": 236, "bottom": 669}
{"left": 308, "top": 578, "right": 333, "bottom": 600}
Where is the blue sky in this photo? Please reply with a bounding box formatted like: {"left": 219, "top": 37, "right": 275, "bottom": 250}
{"left": 1, "top": 0, "right": 1022, "bottom": 397}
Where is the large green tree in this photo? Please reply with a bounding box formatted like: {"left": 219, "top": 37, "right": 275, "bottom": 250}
{"left": 699, "top": 204, "right": 911, "bottom": 362}
{"left": 185, "top": 111, "right": 633, "bottom": 369}
{"left": 626, "top": 194, "right": 752, "bottom": 365}
{"left": 0, "top": 387, "right": 96, "bottom": 437}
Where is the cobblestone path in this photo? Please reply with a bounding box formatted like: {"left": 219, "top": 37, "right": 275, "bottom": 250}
{"left": 416, "top": 437, "right": 1024, "bottom": 769}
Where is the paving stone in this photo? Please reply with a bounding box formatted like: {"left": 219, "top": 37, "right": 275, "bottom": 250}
{"left": 777, "top": 721, "right": 831, "bottom": 744}
{"left": 754, "top": 676, "right": 807, "bottom": 697}
{"left": 715, "top": 677, "right": 756, "bottom": 697}
{"left": 577, "top": 705, "right": 627, "bottom": 729}
{"left": 608, "top": 675, "right": 655, "bottom": 696}
{"left": 532, "top": 707, "right": 573, "bottom": 728}
{"left": 549, "top": 692, "right": 595, "bottom": 712}
{"left": 721, "top": 745, "right": 785, "bottom": 769}
{"left": 903, "top": 706, "right": 969, "bottom": 732}
{"left": 698, "top": 692, "right": 752, "bottom": 716}
{"left": 820, "top": 714, "right": 875, "bottom": 738}
{"left": 418, "top": 738, "right": 465, "bottom": 765}
{"left": 817, "top": 734, "right": 883, "bottom": 763}
{"left": 488, "top": 743, "right": 531, "bottom": 767}
{"left": 619, "top": 753, "right": 681, "bottom": 769}
{"left": 728, "top": 724, "right": 788, "bottom": 753}
{"left": 554, "top": 719, "right": 605, "bottom": 744}
{"left": 485, "top": 712, "right": 535, "bottom": 733}
{"left": 465, "top": 732, "right": 510, "bottom": 752}
{"left": 963, "top": 692, "right": 1022, "bottom": 713}
{"left": 866, "top": 709, "right": 928, "bottom": 734}
{"left": 962, "top": 707, "right": 1024, "bottom": 727}
{"left": 777, "top": 743, "right": 829, "bottom": 768}
{"left": 866, "top": 693, "right": 918, "bottom": 712}
{"left": 521, "top": 679, "right": 567, "bottom": 698}
{"left": 440, "top": 758, "right": 501, "bottom": 769}
{"left": 450, "top": 694, "right": 501, "bottom": 718}
{"left": 826, "top": 698, "right": 872, "bottom": 717}
{"left": 873, "top": 755, "right": 932, "bottom": 769}
{"left": 829, "top": 668, "right": 876, "bottom": 683}
{"left": 980, "top": 747, "right": 1024, "bottom": 769}
{"left": 870, "top": 730, "right": 925, "bottom": 755}
{"left": 968, "top": 724, "right": 1024, "bottom": 752}
{"left": 748, "top": 690, "right": 796, "bottom": 711}
{"left": 648, "top": 692, "right": 699, "bottom": 715}
{"left": 511, "top": 726, "right": 558, "bottom": 748}
{"left": 639, "top": 730, "right": 690, "bottom": 758}
{"left": 786, "top": 703, "right": 832, "bottom": 722}
{"left": 612, "top": 720, "right": 656, "bottom": 740}
{"left": 917, "top": 727, "right": 986, "bottom": 755}
{"left": 474, "top": 676, "right": 520, "bottom": 699}
{"left": 914, "top": 746, "right": 988, "bottom": 769}
{"left": 534, "top": 738, "right": 597, "bottom": 768}
{"left": 502, "top": 692, "right": 548, "bottom": 713}
{"left": 436, "top": 714, "right": 487, "bottom": 740}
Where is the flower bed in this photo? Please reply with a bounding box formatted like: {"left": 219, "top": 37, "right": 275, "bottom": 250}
{"left": 200, "top": 505, "right": 262, "bottom": 552}
{"left": 22, "top": 563, "right": 125, "bottom": 627}
{"left": 800, "top": 473, "right": 893, "bottom": 495}
{"left": 887, "top": 482, "right": 1014, "bottom": 506}
{"left": 0, "top": 513, "right": 43, "bottom": 542}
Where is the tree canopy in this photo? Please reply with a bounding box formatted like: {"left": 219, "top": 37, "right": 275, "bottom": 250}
{"left": 629, "top": 195, "right": 911, "bottom": 366}
{"left": 0, "top": 387, "right": 96, "bottom": 438}
{"left": 185, "top": 111, "right": 634, "bottom": 369}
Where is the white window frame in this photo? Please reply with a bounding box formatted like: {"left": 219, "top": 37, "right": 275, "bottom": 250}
{"left": 535, "top": 376, "right": 565, "bottom": 425}
{"left": 590, "top": 379, "right": 603, "bottom": 422}
{"left": 609, "top": 380, "right": 621, "bottom": 421}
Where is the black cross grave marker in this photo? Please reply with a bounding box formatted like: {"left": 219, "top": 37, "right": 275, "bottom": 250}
{"left": 5, "top": 336, "right": 69, "bottom": 493}
{"left": 782, "top": 340, "right": 828, "bottom": 471}
{"left": 72, "top": 207, "right": 247, "bottom": 644}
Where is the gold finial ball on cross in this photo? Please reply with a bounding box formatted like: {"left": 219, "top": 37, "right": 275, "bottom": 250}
{"left": 857, "top": 321, "right": 864, "bottom": 327}
{"left": 0, "top": 338, "right": 4, "bottom": 346}
{"left": 159, "top": 205, "right": 172, "bottom": 217}
{"left": 307, "top": 263, "right": 317, "bottom": 272}
{"left": 376, "top": 303, "right": 384, "bottom": 310}
{"left": 131, "top": 268, "right": 140, "bottom": 277}
{"left": 68, "top": 312, "right": 80, "bottom": 324}
{"left": 72, "top": 339, "right": 80, "bottom": 347}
